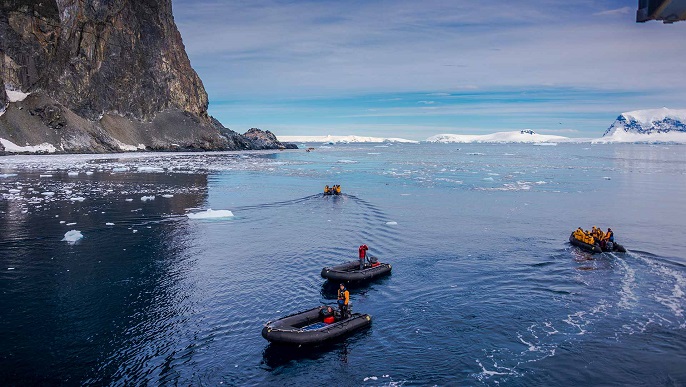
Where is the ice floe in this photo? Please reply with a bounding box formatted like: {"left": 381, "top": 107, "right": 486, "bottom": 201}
{"left": 141, "top": 195, "right": 155, "bottom": 201}
{"left": 186, "top": 209, "right": 235, "bottom": 219}
{"left": 62, "top": 230, "right": 83, "bottom": 244}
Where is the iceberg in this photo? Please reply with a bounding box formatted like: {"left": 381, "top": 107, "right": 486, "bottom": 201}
{"left": 62, "top": 230, "right": 83, "bottom": 244}
{"left": 186, "top": 209, "right": 235, "bottom": 219}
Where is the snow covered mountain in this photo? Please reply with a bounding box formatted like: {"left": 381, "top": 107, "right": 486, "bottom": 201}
{"left": 597, "top": 108, "right": 686, "bottom": 143}
{"left": 426, "top": 130, "right": 570, "bottom": 143}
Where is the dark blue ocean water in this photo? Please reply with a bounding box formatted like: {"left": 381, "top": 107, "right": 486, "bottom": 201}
{"left": 1, "top": 143, "right": 685, "bottom": 386}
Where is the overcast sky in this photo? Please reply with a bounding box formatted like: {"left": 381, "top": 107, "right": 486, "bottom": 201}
{"left": 173, "top": 0, "right": 686, "bottom": 140}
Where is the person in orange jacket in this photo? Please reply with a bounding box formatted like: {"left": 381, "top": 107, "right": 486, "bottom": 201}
{"left": 337, "top": 283, "right": 350, "bottom": 318}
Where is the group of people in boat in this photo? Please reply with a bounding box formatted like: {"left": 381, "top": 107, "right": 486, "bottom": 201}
{"left": 573, "top": 226, "right": 614, "bottom": 248}
{"left": 324, "top": 185, "right": 342, "bottom": 195}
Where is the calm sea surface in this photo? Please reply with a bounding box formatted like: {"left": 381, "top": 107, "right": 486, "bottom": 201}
{"left": 1, "top": 143, "right": 685, "bottom": 386}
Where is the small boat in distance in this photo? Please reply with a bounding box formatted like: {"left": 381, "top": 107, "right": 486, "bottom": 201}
{"left": 262, "top": 306, "right": 371, "bottom": 345}
{"left": 324, "top": 185, "right": 341, "bottom": 195}
{"left": 321, "top": 257, "right": 392, "bottom": 283}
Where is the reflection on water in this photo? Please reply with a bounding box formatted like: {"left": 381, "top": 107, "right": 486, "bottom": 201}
{"left": 0, "top": 173, "right": 208, "bottom": 384}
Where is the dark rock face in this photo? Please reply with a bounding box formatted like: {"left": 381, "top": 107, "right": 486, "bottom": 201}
{"left": 242, "top": 128, "right": 298, "bottom": 150}
{"left": 0, "top": 79, "right": 6, "bottom": 108}
{"left": 0, "top": 0, "right": 290, "bottom": 153}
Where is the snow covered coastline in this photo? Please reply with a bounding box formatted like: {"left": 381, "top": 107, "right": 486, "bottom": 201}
{"left": 426, "top": 130, "right": 570, "bottom": 144}
{"left": 279, "top": 135, "right": 419, "bottom": 144}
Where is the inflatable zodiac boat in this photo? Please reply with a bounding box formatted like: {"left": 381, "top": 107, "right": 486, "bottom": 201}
{"left": 569, "top": 233, "right": 626, "bottom": 253}
{"left": 321, "top": 258, "right": 392, "bottom": 283}
{"left": 262, "top": 306, "right": 372, "bottom": 345}
{"left": 323, "top": 185, "right": 341, "bottom": 195}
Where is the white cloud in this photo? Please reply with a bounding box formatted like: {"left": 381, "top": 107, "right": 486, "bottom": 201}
{"left": 593, "top": 7, "right": 634, "bottom": 16}
{"left": 173, "top": 0, "right": 686, "bottom": 136}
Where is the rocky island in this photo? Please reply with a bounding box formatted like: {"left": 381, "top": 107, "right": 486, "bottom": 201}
{"left": 0, "top": 0, "right": 294, "bottom": 155}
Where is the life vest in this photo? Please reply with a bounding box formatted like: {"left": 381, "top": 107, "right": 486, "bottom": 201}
{"left": 335, "top": 185, "right": 341, "bottom": 193}
{"left": 338, "top": 288, "right": 349, "bottom": 305}
{"left": 606, "top": 231, "right": 614, "bottom": 241}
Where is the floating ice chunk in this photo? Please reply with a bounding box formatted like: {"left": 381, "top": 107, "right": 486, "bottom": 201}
{"left": 62, "top": 230, "right": 83, "bottom": 244}
{"left": 9, "top": 189, "right": 20, "bottom": 193}
{"left": 161, "top": 194, "right": 174, "bottom": 198}
{"left": 125, "top": 198, "right": 134, "bottom": 202}
{"left": 106, "top": 222, "right": 115, "bottom": 226}
{"left": 112, "top": 167, "right": 129, "bottom": 172}
{"left": 40, "top": 174, "right": 53, "bottom": 178}
{"left": 67, "top": 171, "right": 79, "bottom": 176}
{"left": 0, "top": 173, "right": 18, "bottom": 178}
{"left": 535, "top": 181, "right": 547, "bottom": 185}
{"left": 483, "top": 177, "right": 495, "bottom": 181}
{"left": 363, "top": 376, "right": 378, "bottom": 381}
{"left": 141, "top": 195, "right": 155, "bottom": 201}
{"left": 603, "top": 177, "right": 611, "bottom": 180}
{"left": 8, "top": 267, "right": 15, "bottom": 270}
{"left": 85, "top": 171, "right": 94, "bottom": 175}
{"left": 59, "top": 221, "right": 65, "bottom": 224}
{"left": 132, "top": 229, "right": 138, "bottom": 233}
{"left": 386, "top": 221, "right": 398, "bottom": 225}
{"left": 337, "top": 159, "right": 357, "bottom": 164}
{"left": 69, "top": 196, "right": 85, "bottom": 202}
{"left": 41, "top": 192, "right": 55, "bottom": 196}
{"left": 66, "top": 222, "right": 76, "bottom": 226}
{"left": 137, "top": 166, "right": 165, "bottom": 173}
{"left": 187, "top": 209, "right": 234, "bottom": 219}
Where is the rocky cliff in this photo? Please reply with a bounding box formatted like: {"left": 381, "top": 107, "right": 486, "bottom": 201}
{"left": 0, "top": 0, "right": 293, "bottom": 154}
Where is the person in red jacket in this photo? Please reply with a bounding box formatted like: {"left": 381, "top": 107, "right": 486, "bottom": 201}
{"left": 358, "top": 244, "right": 369, "bottom": 270}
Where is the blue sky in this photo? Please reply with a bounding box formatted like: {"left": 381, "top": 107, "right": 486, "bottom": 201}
{"left": 173, "top": 0, "right": 686, "bottom": 140}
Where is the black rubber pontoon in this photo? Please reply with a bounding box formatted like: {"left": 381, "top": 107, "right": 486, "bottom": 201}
{"left": 569, "top": 233, "right": 626, "bottom": 254}
{"left": 321, "top": 260, "right": 392, "bottom": 283}
{"left": 262, "top": 306, "right": 372, "bottom": 345}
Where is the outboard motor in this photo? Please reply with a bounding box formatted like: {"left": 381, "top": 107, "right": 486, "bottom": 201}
{"left": 368, "top": 256, "right": 378, "bottom": 264}
{"left": 606, "top": 241, "right": 614, "bottom": 251}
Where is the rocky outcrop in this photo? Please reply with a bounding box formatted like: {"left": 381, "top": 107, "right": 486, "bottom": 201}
{"left": 242, "top": 128, "right": 298, "bottom": 150}
{"left": 0, "top": 0, "right": 294, "bottom": 153}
